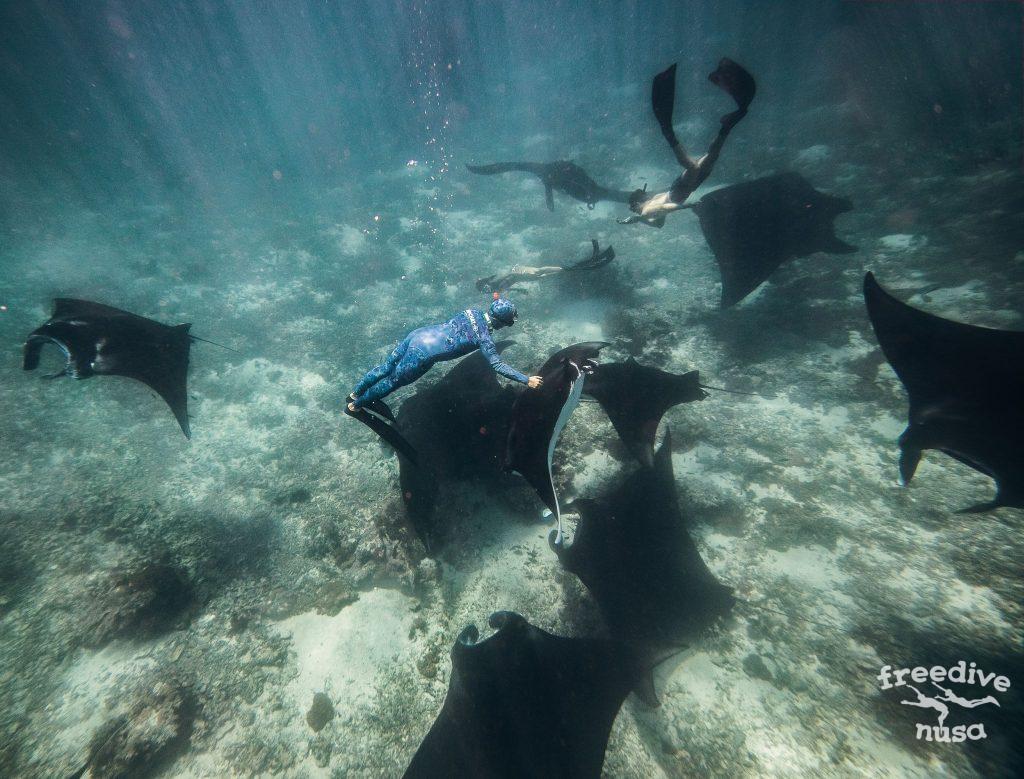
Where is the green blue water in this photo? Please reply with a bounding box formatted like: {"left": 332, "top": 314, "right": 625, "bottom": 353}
{"left": 1, "top": 2, "right": 1021, "bottom": 777}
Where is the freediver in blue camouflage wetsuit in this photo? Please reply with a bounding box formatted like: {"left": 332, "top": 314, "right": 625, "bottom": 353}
{"left": 347, "top": 297, "right": 543, "bottom": 411}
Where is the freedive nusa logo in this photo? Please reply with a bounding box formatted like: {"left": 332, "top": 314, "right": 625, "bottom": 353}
{"left": 878, "top": 662, "right": 1009, "bottom": 742}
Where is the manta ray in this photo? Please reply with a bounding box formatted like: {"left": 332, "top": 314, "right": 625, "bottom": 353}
{"left": 23, "top": 298, "right": 199, "bottom": 438}
{"left": 551, "top": 431, "right": 735, "bottom": 699}
{"left": 466, "top": 161, "right": 637, "bottom": 211}
{"left": 403, "top": 611, "right": 640, "bottom": 779}
{"left": 390, "top": 342, "right": 518, "bottom": 550}
{"left": 505, "top": 342, "right": 608, "bottom": 543}
{"left": 864, "top": 272, "right": 1024, "bottom": 512}
{"left": 584, "top": 357, "right": 708, "bottom": 466}
{"left": 691, "top": 171, "right": 857, "bottom": 307}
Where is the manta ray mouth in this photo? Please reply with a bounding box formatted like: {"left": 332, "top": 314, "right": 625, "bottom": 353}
{"left": 24, "top": 335, "right": 76, "bottom": 378}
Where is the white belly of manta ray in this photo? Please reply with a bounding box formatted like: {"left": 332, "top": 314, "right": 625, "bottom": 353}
{"left": 547, "top": 363, "right": 586, "bottom": 545}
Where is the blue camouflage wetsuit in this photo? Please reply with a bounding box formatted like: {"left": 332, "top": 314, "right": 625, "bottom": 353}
{"left": 352, "top": 308, "right": 529, "bottom": 408}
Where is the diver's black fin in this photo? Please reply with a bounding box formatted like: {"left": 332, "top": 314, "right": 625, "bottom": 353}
{"left": 708, "top": 57, "right": 756, "bottom": 110}
{"left": 367, "top": 399, "right": 396, "bottom": 422}
{"left": 545, "top": 184, "right": 555, "bottom": 211}
{"left": 652, "top": 63, "right": 679, "bottom": 148}
{"left": 565, "top": 240, "right": 615, "bottom": 272}
{"left": 346, "top": 406, "right": 419, "bottom": 466}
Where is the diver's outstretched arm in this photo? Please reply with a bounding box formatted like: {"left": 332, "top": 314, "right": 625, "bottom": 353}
{"left": 617, "top": 214, "right": 667, "bottom": 229}
{"left": 600, "top": 188, "right": 642, "bottom": 204}
{"left": 479, "top": 332, "right": 530, "bottom": 384}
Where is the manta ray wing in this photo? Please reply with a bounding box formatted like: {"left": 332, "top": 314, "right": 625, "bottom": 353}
{"left": 403, "top": 611, "right": 639, "bottom": 779}
{"left": 693, "top": 172, "right": 856, "bottom": 308}
{"left": 864, "top": 272, "right": 1024, "bottom": 511}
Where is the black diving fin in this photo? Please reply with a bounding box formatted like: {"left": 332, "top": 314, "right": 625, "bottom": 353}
{"left": 345, "top": 404, "right": 419, "bottom": 466}
{"left": 366, "top": 399, "right": 396, "bottom": 422}
{"left": 652, "top": 63, "right": 679, "bottom": 148}
{"left": 708, "top": 57, "right": 756, "bottom": 111}
{"left": 565, "top": 239, "right": 615, "bottom": 271}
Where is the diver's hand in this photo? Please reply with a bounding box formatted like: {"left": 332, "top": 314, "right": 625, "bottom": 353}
{"left": 527, "top": 376, "right": 543, "bottom": 389}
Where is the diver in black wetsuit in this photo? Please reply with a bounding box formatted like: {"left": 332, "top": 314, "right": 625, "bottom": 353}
{"left": 619, "top": 58, "right": 756, "bottom": 229}
{"left": 466, "top": 161, "right": 636, "bottom": 211}
{"left": 476, "top": 240, "right": 615, "bottom": 293}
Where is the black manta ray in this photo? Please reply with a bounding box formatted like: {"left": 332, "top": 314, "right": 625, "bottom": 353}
{"left": 551, "top": 431, "right": 734, "bottom": 695}
{"left": 863, "top": 272, "right": 1024, "bottom": 512}
{"left": 583, "top": 358, "right": 707, "bottom": 466}
{"left": 505, "top": 342, "right": 608, "bottom": 542}
{"left": 692, "top": 171, "right": 857, "bottom": 307}
{"left": 23, "top": 298, "right": 197, "bottom": 438}
{"left": 391, "top": 342, "right": 518, "bottom": 550}
{"left": 466, "top": 161, "right": 636, "bottom": 211}
{"left": 403, "top": 611, "right": 640, "bottom": 779}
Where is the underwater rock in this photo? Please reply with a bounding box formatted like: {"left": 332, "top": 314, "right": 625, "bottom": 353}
{"left": 309, "top": 733, "right": 332, "bottom": 767}
{"left": 272, "top": 486, "right": 312, "bottom": 506}
{"left": 84, "top": 562, "right": 195, "bottom": 647}
{"left": 80, "top": 681, "right": 195, "bottom": 779}
{"left": 878, "top": 233, "right": 927, "bottom": 251}
{"left": 742, "top": 653, "right": 773, "bottom": 681}
{"left": 305, "top": 692, "right": 335, "bottom": 732}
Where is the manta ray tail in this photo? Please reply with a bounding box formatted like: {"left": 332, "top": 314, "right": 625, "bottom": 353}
{"left": 190, "top": 334, "right": 240, "bottom": 353}
{"left": 699, "top": 383, "right": 760, "bottom": 397}
{"left": 346, "top": 405, "right": 419, "bottom": 466}
{"left": 651, "top": 63, "right": 679, "bottom": 148}
{"left": 565, "top": 240, "right": 615, "bottom": 272}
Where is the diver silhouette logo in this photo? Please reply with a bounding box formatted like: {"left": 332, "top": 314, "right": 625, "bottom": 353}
{"left": 879, "top": 662, "right": 1009, "bottom": 743}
